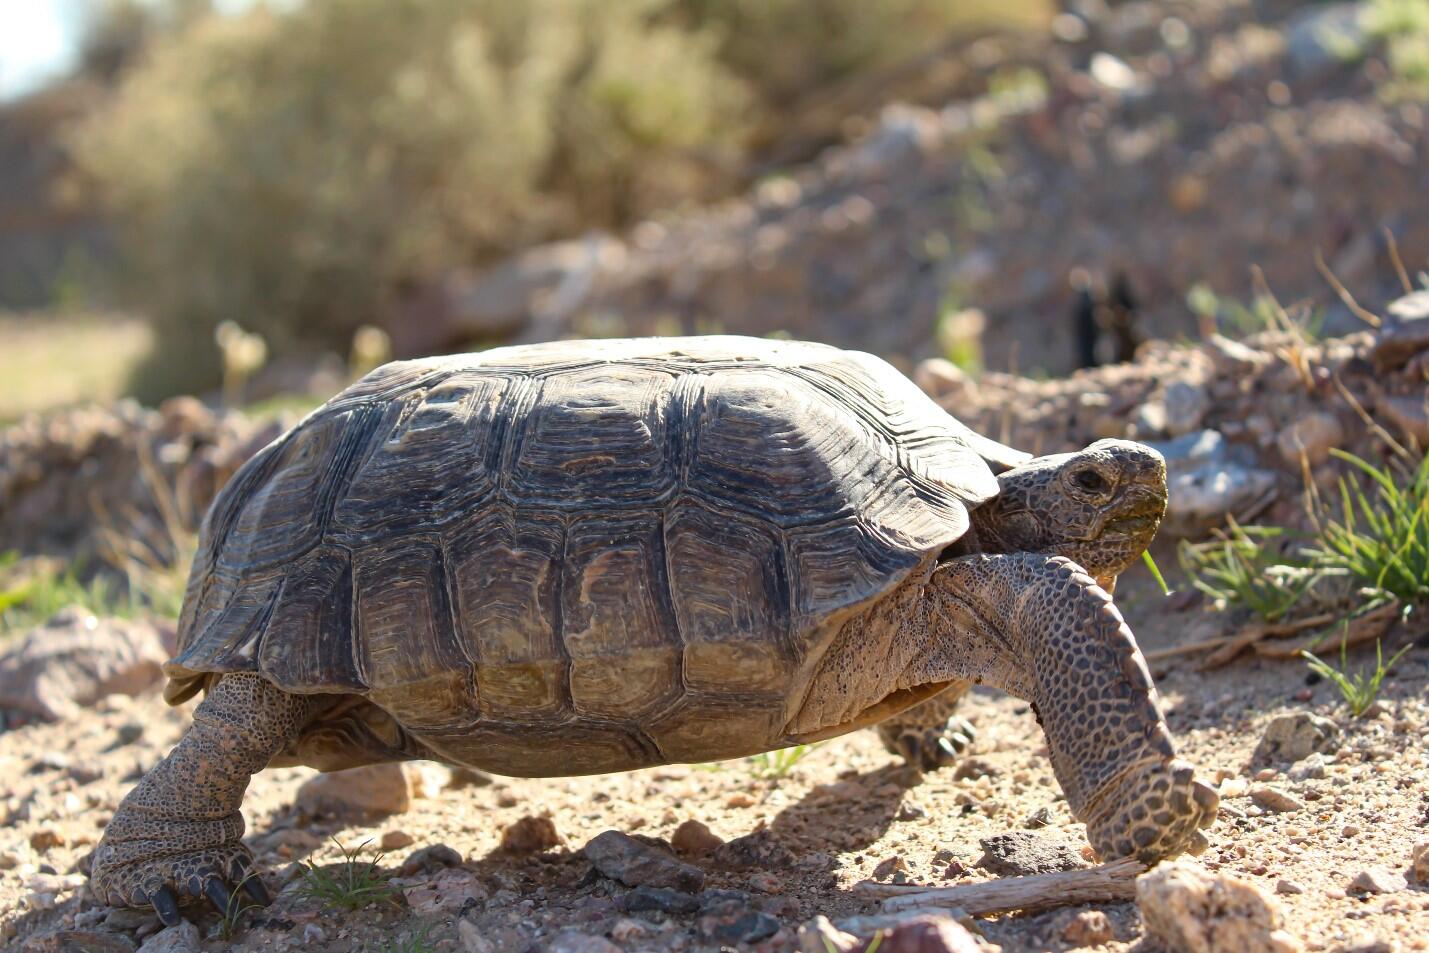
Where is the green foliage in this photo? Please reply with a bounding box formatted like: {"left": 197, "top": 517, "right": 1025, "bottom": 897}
{"left": 1364, "top": 0, "right": 1429, "bottom": 101}
{"left": 676, "top": 0, "right": 1046, "bottom": 110}
{"left": 1307, "top": 450, "right": 1429, "bottom": 605}
{"left": 215, "top": 872, "right": 266, "bottom": 940}
{"left": 1302, "top": 634, "right": 1412, "bottom": 717}
{"left": 1177, "top": 520, "right": 1316, "bottom": 622}
{"left": 1185, "top": 283, "right": 1325, "bottom": 341}
{"left": 0, "top": 553, "right": 129, "bottom": 633}
{"left": 1142, "top": 551, "right": 1172, "bottom": 596}
{"left": 73, "top": 0, "right": 749, "bottom": 398}
{"left": 380, "top": 925, "right": 436, "bottom": 953}
{"left": 746, "top": 743, "right": 820, "bottom": 780}
{"left": 296, "top": 838, "right": 400, "bottom": 912}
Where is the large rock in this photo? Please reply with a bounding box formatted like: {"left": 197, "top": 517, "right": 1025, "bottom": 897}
{"left": 975, "top": 831, "right": 1087, "bottom": 876}
{"left": 1136, "top": 861, "right": 1302, "bottom": 953}
{"left": 1254, "top": 712, "right": 1341, "bottom": 765}
{"left": 294, "top": 762, "right": 449, "bottom": 817}
{"left": 1147, "top": 431, "right": 1278, "bottom": 534}
{"left": 0, "top": 609, "right": 168, "bottom": 720}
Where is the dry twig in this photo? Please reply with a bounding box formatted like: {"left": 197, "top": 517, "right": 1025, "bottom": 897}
{"left": 854, "top": 858, "right": 1145, "bottom": 915}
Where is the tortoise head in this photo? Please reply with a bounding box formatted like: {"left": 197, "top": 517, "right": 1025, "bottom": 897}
{"left": 971, "top": 438, "right": 1167, "bottom": 589}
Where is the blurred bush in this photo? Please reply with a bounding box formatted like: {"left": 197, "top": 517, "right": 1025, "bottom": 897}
{"left": 72, "top": 0, "right": 748, "bottom": 398}
{"left": 72, "top": 0, "right": 1046, "bottom": 398}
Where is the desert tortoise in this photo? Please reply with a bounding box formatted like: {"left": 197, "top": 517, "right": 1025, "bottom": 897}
{"left": 92, "top": 335, "right": 1216, "bottom": 921}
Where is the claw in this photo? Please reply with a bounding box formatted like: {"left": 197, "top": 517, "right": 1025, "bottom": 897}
{"left": 935, "top": 736, "right": 959, "bottom": 763}
{"left": 204, "top": 877, "right": 234, "bottom": 917}
{"left": 239, "top": 873, "right": 271, "bottom": 907}
{"left": 150, "top": 885, "right": 182, "bottom": 927}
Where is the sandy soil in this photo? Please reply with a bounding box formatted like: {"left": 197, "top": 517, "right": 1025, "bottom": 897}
{"left": 2, "top": 563, "right": 1427, "bottom": 952}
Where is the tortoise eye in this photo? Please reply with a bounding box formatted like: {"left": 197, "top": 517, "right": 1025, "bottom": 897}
{"left": 1073, "top": 468, "right": 1107, "bottom": 492}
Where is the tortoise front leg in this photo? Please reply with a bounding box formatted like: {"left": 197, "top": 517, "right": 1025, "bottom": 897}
{"left": 91, "top": 673, "right": 314, "bottom": 923}
{"left": 874, "top": 683, "right": 976, "bottom": 772}
{"left": 923, "top": 553, "right": 1219, "bottom": 862}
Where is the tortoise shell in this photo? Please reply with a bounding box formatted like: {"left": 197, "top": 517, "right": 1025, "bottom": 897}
{"left": 165, "top": 336, "right": 1023, "bottom": 773}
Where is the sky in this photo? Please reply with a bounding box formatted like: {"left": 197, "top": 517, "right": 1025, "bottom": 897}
{"left": 0, "top": 0, "right": 263, "bottom": 101}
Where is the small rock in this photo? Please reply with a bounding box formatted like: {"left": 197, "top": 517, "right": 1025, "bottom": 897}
{"left": 0, "top": 612, "right": 168, "bottom": 721}
{"left": 20, "top": 930, "right": 137, "bottom": 953}
{"left": 295, "top": 762, "right": 447, "bottom": 817}
{"left": 0, "top": 851, "right": 21, "bottom": 869}
{"left": 30, "top": 828, "right": 67, "bottom": 852}
{"left": 380, "top": 830, "right": 415, "bottom": 851}
{"left": 712, "top": 829, "right": 796, "bottom": 869}
{"left": 1276, "top": 413, "right": 1343, "bottom": 466}
{"left": 584, "top": 830, "right": 705, "bottom": 891}
{"left": 975, "top": 831, "right": 1087, "bottom": 876}
{"left": 797, "top": 916, "right": 858, "bottom": 953}
{"left": 951, "top": 758, "right": 999, "bottom": 781}
{"left": 399, "top": 843, "right": 463, "bottom": 876}
{"left": 671, "top": 819, "right": 724, "bottom": 854}
{"left": 1137, "top": 861, "right": 1302, "bottom": 953}
{"left": 697, "top": 900, "right": 781, "bottom": 945}
{"left": 114, "top": 721, "right": 145, "bottom": 746}
{"left": 1412, "top": 842, "right": 1429, "bottom": 884}
{"left": 1250, "top": 787, "right": 1304, "bottom": 814}
{"left": 1275, "top": 880, "right": 1305, "bottom": 895}
{"left": 866, "top": 914, "right": 981, "bottom": 953}
{"left": 499, "top": 815, "right": 563, "bottom": 853}
{"left": 1022, "top": 805, "right": 1053, "bottom": 829}
{"left": 401, "top": 866, "right": 485, "bottom": 915}
{"left": 1060, "top": 909, "right": 1114, "bottom": 947}
{"left": 546, "top": 930, "right": 622, "bottom": 953}
{"left": 1340, "top": 937, "right": 1397, "bottom": 953}
{"left": 1372, "top": 290, "right": 1429, "bottom": 370}
{"left": 915, "top": 359, "right": 971, "bottom": 402}
{"left": 618, "top": 885, "right": 700, "bottom": 915}
{"left": 1286, "top": 754, "right": 1326, "bottom": 782}
{"left": 1286, "top": 3, "right": 1367, "bottom": 79}
{"left": 1254, "top": 712, "right": 1341, "bottom": 764}
{"left": 457, "top": 919, "right": 494, "bottom": 953}
{"left": 1377, "top": 394, "right": 1429, "bottom": 446}
{"left": 1350, "top": 868, "right": 1407, "bottom": 895}
{"left": 1163, "top": 381, "right": 1211, "bottom": 436}
{"left": 748, "top": 871, "right": 781, "bottom": 893}
{"left": 103, "top": 910, "right": 160, "bottom": 933}
{"left": 135, "top": 922, "right": 200, "bottom": 953}
{"left": 872, "top": 856, "right": 908, "bottom": 881}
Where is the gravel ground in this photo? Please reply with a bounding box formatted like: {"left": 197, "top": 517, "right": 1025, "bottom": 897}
{"left": 2, "top": 566, "right": 1426, "bottom": 952}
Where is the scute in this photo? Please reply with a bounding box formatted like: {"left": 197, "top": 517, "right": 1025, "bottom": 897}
{"left": 166, "top": 336, "right": 1001, "bottom": 767}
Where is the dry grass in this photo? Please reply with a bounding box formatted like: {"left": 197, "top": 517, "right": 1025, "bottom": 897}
{"left": 0, "top": 312, "right": 150, "bottom": 422}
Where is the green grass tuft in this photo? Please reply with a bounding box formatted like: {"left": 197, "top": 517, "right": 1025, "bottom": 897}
{"left": 1177, "top": 520, "right": 1315, "bottom": 622}
{"left": 746, "top": 743, "right": 821, "bottom": 780}
{"left": 1302, "top": 634, "right": 1412, "bottom": 718}
{"left": 295, "top": 838, "right": 400, "bottom": 912}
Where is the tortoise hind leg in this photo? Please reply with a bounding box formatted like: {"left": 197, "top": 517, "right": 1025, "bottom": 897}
{"left": 874, "top": 682, "right": 976, "bottom": 772}
{"left": 91, "top": 673, "right": 315, "bottom": 922}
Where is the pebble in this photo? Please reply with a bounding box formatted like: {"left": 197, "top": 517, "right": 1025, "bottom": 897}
{"left": 29, "top": 829, "right": 67, "bottom": 852}
{"left": 712, "top": 829, "right": 796, "bottom": 869}
{"left": 1412, "top": 842, "right": 1429, "bottom": 885}
{"left": 20, "top": 931, "right": 138, "bottom": 952}
{"left": 1350, "top": 868, "right": 1408, "bottom": 895}
{"left": 851, "top": 913, "right": 980, "bottom": 953}
{"left": 1276, "top": 412, "right": 1343, "bottom": 466}
{"left": 0, "top": 851, "right": 21, "bottom": 869}
{"left": 1060, "top": 909, "right": 1114, "bottom": 946}
{"left": 457, "top": 919, "right": 494, "bottom": 953}
{"left": 1255, "top": 712, "right": 1341, "bottom": 765}
{"left": 135, "top": 922, "right": 200, "bottom": 953}
{"left": 546, "top": 931, "right": 622, "bottom": 953}
{"left": 1250, "top": 786, "right": 1305, "bottom": 814}
{"left": 103, "top": 910, "right": 160, "bottom": 933}
{"left": 1286, "top": 754, "right": 1326, "bottom": 782}
{"left": 1276, "top": 880, "right": 1305, "bottom": 895}
{"left": 671, "top": 819, "right": 724, "bottom": 854}
{"left": 294, "top": 762, "right": 446, "bottom": 817}
{"left": 380, "top": 830, "right": 415, "bottom": 851}
{"left": 399, "top": 843, "right": 463, "bottom": 876}
{"left": 584, "top": 830, "right": 706, "bottom": 891}
{"left": 618, "top": 885, "right": 700, "bottom": 915}
{"left": 697, "top": 900, "right": 781, "bottom": 945}
{"left": 499, "top": 815, "right": 563, "bottom": 853}
{"left": 975, "top": 831, "right": 1087, "bottom": 876}
{"left": 401, "top": 867, "right": 486, "bottom": 915}
{"left": 1136, "top": 861, "right": 1302, "bottom": 953}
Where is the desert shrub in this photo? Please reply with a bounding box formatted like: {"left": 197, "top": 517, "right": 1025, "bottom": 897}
{"left": 1364, "top": 0, "right": 1429, "bottom": 101}
{"left": 674, "top": 0, "right": 1047, "bottom": 110}
{"left": 72, "top": 0, "right": 747, "bottom": 398}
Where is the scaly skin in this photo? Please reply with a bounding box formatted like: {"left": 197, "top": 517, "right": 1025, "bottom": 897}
{"left": 90, "top": 674, "right": 313, "bottom": 920}
{"left": 879, "top": 438, "right": 1169, "bottom": 774}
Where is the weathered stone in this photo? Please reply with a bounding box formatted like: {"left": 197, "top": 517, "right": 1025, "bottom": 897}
{"left": 618, "top": 885, "right": 701, "bottom": 915}
{"left": 1350, "top": 867, "right": 1407, "bottom": 895}
{"left": 134, "top": 922, "right": 200, "bottom": 953}
{"left": 1249, "top": 787, "right": 1304, "bottom": 814}
{"left": 379, "top": 830, "right": 415, "bottom": 851}
{"left": 1372, "top": 291, "right": 1429, "bottom": 370}
{"left": 1254, "top": 713, "right": 1341, "bottom": 764}
{"left": 1286, "top": 753, "right": 1326, "bottom": 782}
{"left": 401, "top": 866, "right": 485, "bottom": 915}
{"left": 545, "top": 931, "right": 622, "bottom": 953}
{"left": 1164, "top": 381, "right": 1212, "bottom": 436}
{"left": 1412, "top": 842, "right": 1429, "bottom": 885}
{"left": 857, "top": 914, "right": 981, "bottom": 953}
{"left": 584, "top": 830, "right": 706, "bottom": 892}
{"left": 975, "top": 831, "right": 1087, "bottom": 876}
{"left": 697, "top": 901, "right": 781, "bottom": 945}
{"left": 1137, "top": 861, "right": 1302, "bottom": 953}
{"left": 0, "top": 610, "right": 167, "bottom": 721}
{"left": 1276, "top": 413, "right": 1343, "bottom": 466}
{"left": 294, "top": 762, "right": 447, "bottom": 817}
{"left": 499, "top": 815, "right": 563, "bottom": 853}
{"left": 457, "top": 919, "right": 495, "bottom": 953}
{"left": 20, "top": 930, "right": 137, "bottom": 953}
{"left": 398, "top": 843, "right": 464, "bottom": 876}
{"left": 671, "top": 819, "right": 724, "bottom": 854}
{"left": 1061, "top": 909, "right": 1114, "bottom": 947}
{"left": 1377, "top": 394, "right": 1429, "bottom": 446}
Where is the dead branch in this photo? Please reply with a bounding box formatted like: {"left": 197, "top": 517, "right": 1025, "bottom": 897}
{"left": 1198, "top": 612, "right": 1337, "bottom": 669}
{"left": 854, "top": 858, "right": 1145, "bottom": 915}
{"left": 1314, "top": 251, "right": 1381, "bottom": 328}
{"left": 1254, "top": 601, "right": 1402, "bottom": 659}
